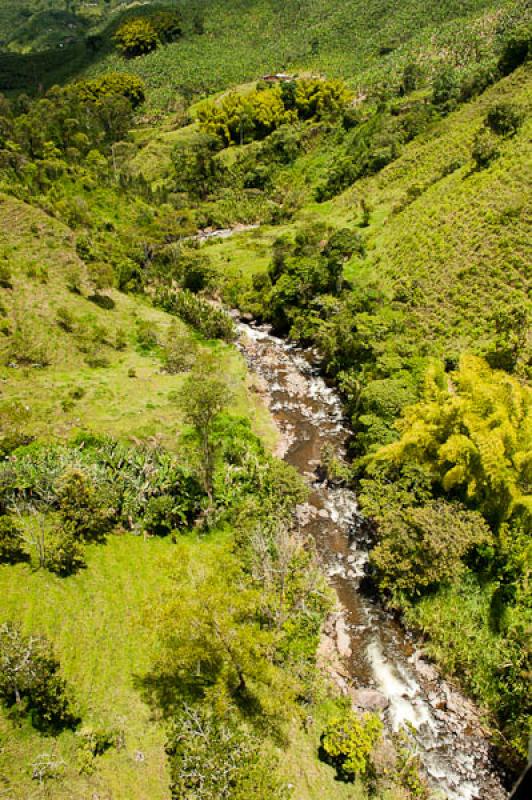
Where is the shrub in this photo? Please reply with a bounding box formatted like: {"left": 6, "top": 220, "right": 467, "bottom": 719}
{"left": 320, "top": 710, "right": 383, "bottom": 782}
{"left": 143, "top": 495, "right": 188, "bottom": 536}
{"left": 472, "top": 128, "right": 500, "bottom": 169}
{"left": 0, "top": 516, "right": 27, "bottom": 564}
{"left": 44, "top": 522, "right": 86, "bottom": 577}
{"left": 0, "top": 261, "right": 12, "bottom": 289}
{"left": 0, "top": 622, "right": 78, "bottom": 732}
{"left": 370, "top": 501, "right": 491, "bottom": 598}
{"left": 114, "top": 18, "right": 158, "bottom": 58}
{"left": 163, "top": 322, "right": 196, "bottom": 374}
{"left": 56, "top": 469, "right": 113, "bottom": 542}
{"left": 486, "top": 103, "right": 524, "bottom": 137}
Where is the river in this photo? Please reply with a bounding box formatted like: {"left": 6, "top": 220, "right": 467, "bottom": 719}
{"left": 237, "top": 320, "right": 509, "bottom": 800}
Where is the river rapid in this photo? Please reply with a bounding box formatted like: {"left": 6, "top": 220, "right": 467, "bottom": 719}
{"left": 236, "top": 320, "right": 509, "bottom": 800}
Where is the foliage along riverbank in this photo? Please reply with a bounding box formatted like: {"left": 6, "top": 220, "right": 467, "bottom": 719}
{"left": 0, "top": 1, "right": 530, "bottom": 795}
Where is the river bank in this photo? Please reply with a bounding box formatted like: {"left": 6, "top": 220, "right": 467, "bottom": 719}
{"left": 237, "top": 319, "right": 510, "bottom": 800}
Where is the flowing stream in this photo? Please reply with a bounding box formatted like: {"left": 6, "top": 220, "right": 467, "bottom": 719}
{"left": 237, "top": 320, "right": 509, "bottom": 800}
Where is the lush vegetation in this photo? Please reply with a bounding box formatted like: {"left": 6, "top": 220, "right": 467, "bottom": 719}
{"left": 0, "top": 0, "right": 530, "bottom": 796}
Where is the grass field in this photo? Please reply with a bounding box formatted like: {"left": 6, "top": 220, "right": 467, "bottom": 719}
{"left": 0, "top": 534, "right": 174, "bottom": 799}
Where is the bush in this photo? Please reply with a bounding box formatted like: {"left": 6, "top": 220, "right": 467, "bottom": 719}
{"left": 370, "top": 501, "right": 491, "bottom": 599}
{"left": 486, "top": 103, "right": 524, "bottom": 137}
{"left": 472, "top": 128, "right": 500, "bottom": 169}
{"left": 0, "top": 622, "right": 78, "bottom": 732}
{"left": 0, "top": 516, "right": 27, "bottom": 564}
{"left": 114, "top": 18, "right": 158, "bottom": 58}
{"left": 143, "top": 495, "right": 188, "bottom": 536}
{"left": 56, "top": 469, "right": 113, "bottom": 542}
{"left": 44, "top": 522, "right": 86, "bottom": 577}
{"left": 320, "top": 710, "right": 383, "bottom": 782}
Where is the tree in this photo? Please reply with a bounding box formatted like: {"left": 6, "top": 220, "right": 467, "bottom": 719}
{"left": 114, "top": 18, "right": 158, "bottom": 58}
{"left": 146, "top": 544, "right": 290, "bottom": 713}
{"left": 0, "top": 622, "right": 78, "bottom": 732}
{"left": 166, "top": 705, "right": 289, "bottom": 800}
{"left": 401, "top": 62, "right": 422, "bottom": 95}
{"left": 432, "top": 66, "right": 460, "bottom": 113}
{"left": 498, "top": 25, "right": 531, "bottom": 76}
{"left": 370, "top": 500, "right": 491, "bottom": 597}
{"left": 0, "top": 516, "right": 27, "bottom": 564}
{"left": 151, "top": 11, "right": 183, "bottom": 44}
{"left": 177, "top": 354, "right": 233, "bottom": 503}
{"left": 77, "top": 72, "right": 146, "bottom": 108}
{"left": 172, "top": 135, "right": 224, "bottom": 199}
{"left": 370, "top": 356, "right": 531, "bottom": 527}
{"left": 486, "top": 300, "right": 530, "bottom": 374}
{"left": 486, "top": 103, "right": 524, "bottom": 137}
{"left": 320, "top": 709, "right": 383, "bottom": 782}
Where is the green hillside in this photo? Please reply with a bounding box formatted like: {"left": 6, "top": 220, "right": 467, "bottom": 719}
{"left": 0, "top": 1, "right": 530, "bottom": 798}
{"left": 0, "top": 0, "right": 524, "bottom": 103}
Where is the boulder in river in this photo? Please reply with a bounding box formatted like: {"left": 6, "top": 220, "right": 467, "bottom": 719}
{"left": 350, "top": 688, "right": 390, "bottom": 712}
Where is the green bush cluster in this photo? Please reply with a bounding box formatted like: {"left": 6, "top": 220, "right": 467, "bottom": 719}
{"left": 0, "top": 516, "right": 27, "bottom": 564}
{"left": 320, "top": 710, "right": 383, "bottom": 782}
{"left": 0, "top": 436, "right": 203, "bottom": 575}
{"left": 156, "top": 288, "right": 236, "bottom": 342}
{"left": 198, "top": 78, "right": 352, "bottom": 147}
{"left": 114, "top": 11, "right": 182, "bottom": 59}
{"left": 0, "top": 621, "right": 78, "bottom": 732}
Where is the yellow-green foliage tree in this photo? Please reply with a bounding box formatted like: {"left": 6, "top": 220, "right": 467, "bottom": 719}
{"left": 320, "top": 709, "right": 383, "bottom": 782}
{"left": 372, "top": 355, "right": 531, "bottom": 527}
{"left": 114, "top": 18, "right": 158, "bottom": 58}
{"left": 76, "top": 73, "right": 146, "bottom": 108}
{"left": 293, "top": 78, "right": 353, "bottom": 120}
{"left": 198, "top": 87, "right": 295, "bottom": 146}
{"left": 197, "top": 79, "right": 352, "bottom": 146}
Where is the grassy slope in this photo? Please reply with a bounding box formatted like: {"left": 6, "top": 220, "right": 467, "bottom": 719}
{"left": 0, "top": 535, "right": 174, "bottom": 799}
{"left": 94, "top": 0, "right": 516, "bottom": 105}
{"left": 0, "top": 193, "right": 275, "bottom": 449}
{"left": 0, "top": 1, "right": 520, "bottom": 104}
{"left": 0, "top": 196, "right": 360, "bottom": 800}
{"left": 203, "top": 65, "right": 531, "bottom": 361}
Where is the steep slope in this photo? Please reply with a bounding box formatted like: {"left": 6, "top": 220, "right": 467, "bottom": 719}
{"left": 0, "top": 0, "right": 522, "bottom": 103}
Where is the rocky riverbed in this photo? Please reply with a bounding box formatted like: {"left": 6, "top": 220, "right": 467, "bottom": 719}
{"left": 237, "top": 319, "right": 509, "bottom": 800}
